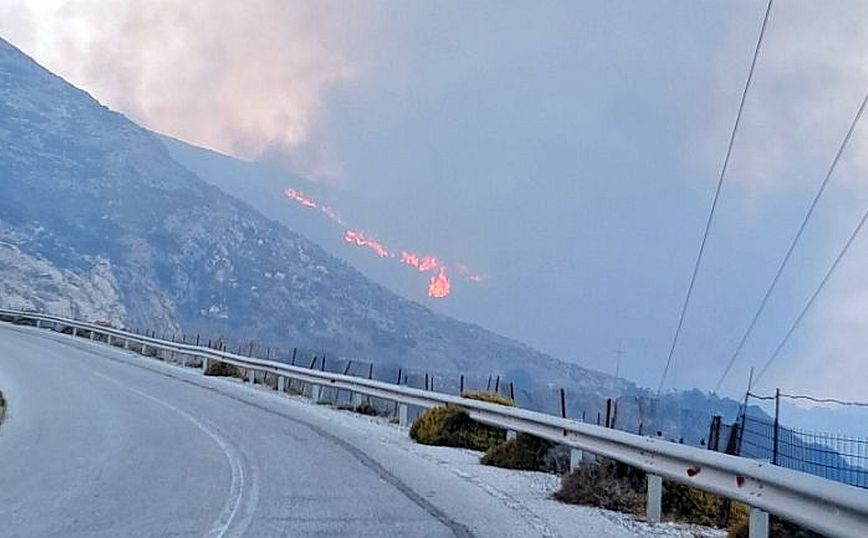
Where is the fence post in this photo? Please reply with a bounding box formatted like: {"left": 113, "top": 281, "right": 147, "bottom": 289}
{"left": 737, "top": 367, "right": 754, "bottom": 457}
{"left": 459, "top": 374, "right": 464, "bottom": 394}
{"left": 708, "top": 415, "right": 722, "bottom": 451}
{"left": 749, "top": 507, "right": 769, "bottom": 538}
{"left": 646, "top": 474, "right": 662, "bottom": 523}
{"left": 772, "top": 388, "right": 781, "bottom": 466}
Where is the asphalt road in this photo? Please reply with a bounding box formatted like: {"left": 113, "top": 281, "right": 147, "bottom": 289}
{"left": 0, "top": 323, "right": 628, "bottom": 538}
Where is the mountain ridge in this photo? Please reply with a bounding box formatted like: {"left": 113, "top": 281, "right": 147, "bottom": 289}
{"left": 0, "top": 37, "right": 631, "bottom": 398}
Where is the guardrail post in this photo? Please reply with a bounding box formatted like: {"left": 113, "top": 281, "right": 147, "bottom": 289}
{"left": 646, "top": 474, "right": 662, "bottom": 523}
{"left": 351, "top": 391, "right": 364, "bottom": 407}
{"left": 398, "top": 404, "right": 409, "bottom": 427}
{"left": 247, "top": 369, "right": 255, "bottom": 384}
{"left": 142, "top": 344, "right": 148, "bottom": 356}
{"left": 277, "top": 375, "right": 286, "bottom": 393}
{"left": 569, "top": 448, "right": 583, "bottom": 471}
{"left": 310, "top": 384, "right": 322, "bottom": 402}
{"left": 124, "top": 339, "right": 130, "bottom": 350}
{"left": 202, "top": 357, "right": 210, "bottom": 373}
{"left": 90, "top": 330, "right": 95, "bottom": 341}
{"left": 506, "top": 430, "right": 517, "bottom": 441}
{"left": 749, "top": 507, "right": 769, "bottom": 538}
{"left": 35, "top": 320, "right": 42, "bottom": 328}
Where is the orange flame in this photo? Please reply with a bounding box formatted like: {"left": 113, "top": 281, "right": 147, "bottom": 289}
{"left": 283, "top": 184, "right": 480, "bottom": 299}
{"left": 284, "top": 188, "right": 317, "bottom": 208}
{"left": 427, "top": 267, "right": 451, "bottom": 298}
{"left": 344, "top": 230, "right": 389, "bottom": 258}
{"left": 400, "top": 251, "right": 439, "bottom": 272}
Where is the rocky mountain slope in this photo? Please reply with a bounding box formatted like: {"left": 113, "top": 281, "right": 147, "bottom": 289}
{"left": 0, "top": 38, "right": 630, "bottom": 395}
{"left": 0, "top": 37, "right": 757, "bottom": 444}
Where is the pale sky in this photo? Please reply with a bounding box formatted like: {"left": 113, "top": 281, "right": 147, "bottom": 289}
{"left": 3, "top": 1, "right": 868, "bottom": 400}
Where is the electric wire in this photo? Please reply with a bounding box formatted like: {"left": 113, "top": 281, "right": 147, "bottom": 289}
{"left": 755, "top": 198, "right": 868, "bottom": 384}
{"left": 656, "top": 0, "right": 774, "bottom": 395}
{"left": 713, "top": 85, "right": 868, "bottom": 393}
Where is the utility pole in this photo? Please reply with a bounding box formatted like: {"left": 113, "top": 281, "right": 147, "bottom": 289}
{"left": 615, "top": 340, "right": 625, "bottom": 379}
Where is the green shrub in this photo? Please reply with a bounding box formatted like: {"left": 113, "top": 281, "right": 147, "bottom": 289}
{"left": 204, "top": 361, "right": 243, "bottom": 378}
{"left": 461, "top": 390, "right": 515, "bottom": 406}
{"left": 553, "top": 458, "right": 646, "bottom": 514}
{"left": 482, "top": 433, "right": 554, "bottom": 471}
{"left": 410, "top": 405, "right": 506, "bottom": 451}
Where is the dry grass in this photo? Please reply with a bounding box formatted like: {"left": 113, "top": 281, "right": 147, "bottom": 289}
{"left": 553, "top": 458, "right": 646, "bottom": 514}
{"left": 481, "top": 433, "right": 554, "bottom": 471}
{"left": 203, "top": 361, "right": 244, "bottom": 379}
{"left": 460, "top": 390, "right": 515, "bottom": 406}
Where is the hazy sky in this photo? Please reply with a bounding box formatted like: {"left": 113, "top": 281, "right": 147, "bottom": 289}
{"left": 4, "top": 1, "right": 868, "bottom": 400}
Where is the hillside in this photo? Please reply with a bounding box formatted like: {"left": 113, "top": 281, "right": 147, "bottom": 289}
{"left": 0, "top": 37, "right": 635, "bottom": 401}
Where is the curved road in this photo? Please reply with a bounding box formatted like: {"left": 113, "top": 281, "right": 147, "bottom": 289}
{"left": 0, "top": 324, "right": 645, "bottom": 538}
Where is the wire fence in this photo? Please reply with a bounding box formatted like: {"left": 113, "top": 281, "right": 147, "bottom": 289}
{"left": 736, "top": 391, "right": 868, "bottom": 489}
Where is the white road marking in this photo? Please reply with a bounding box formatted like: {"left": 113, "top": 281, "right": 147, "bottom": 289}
{"left": 92, "top": 371, "right": 255, "bottom": 538}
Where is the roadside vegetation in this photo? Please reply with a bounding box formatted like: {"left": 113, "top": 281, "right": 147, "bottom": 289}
{"left": 553, "top": 457, "right": 823, "bottom": 537}
{"left": 203, "top": 361, "right": 245, "bottom": 379}
{"left": 409, "top": 391, "right": 514, "bottom": 451}
{"left": 409, "top": 390, "right": 568, "bottom": 470}
{"left": 0, "top": 390, "right": 5, "bottom": 428}
{"left": 481, "top": 432, "right": 556, "bottom": 471}
{"left": 404, "top": 387, "right": 825, "bottom": 538}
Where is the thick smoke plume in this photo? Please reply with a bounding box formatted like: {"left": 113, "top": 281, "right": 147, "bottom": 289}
{"left": 0, "top": 0, "right": 359, "bottom": 181}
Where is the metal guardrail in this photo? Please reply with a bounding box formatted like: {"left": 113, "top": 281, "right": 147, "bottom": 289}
{"left": 2, "top": 309, "right": 866, "bottom": 537}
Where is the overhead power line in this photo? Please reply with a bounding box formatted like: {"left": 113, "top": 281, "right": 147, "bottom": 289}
{"left": 749, "top": 391, "right": 868, "bottom": 408}
{"left": 713, "top": 85, "right": 868, "bottom": 393}
{"left": 755, "top": 198, "right": 868, "bottom": 384}
{"left": 656, "top": 0, "right": 774, "bottom": 395}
